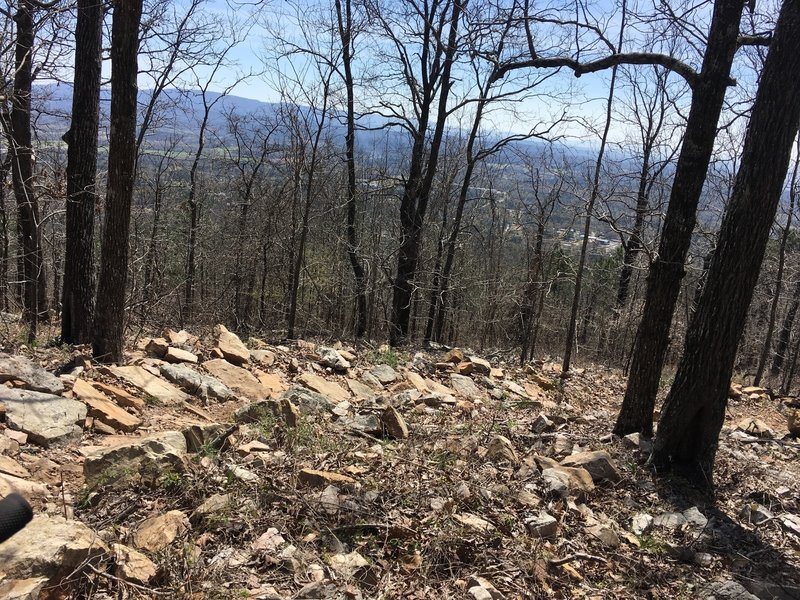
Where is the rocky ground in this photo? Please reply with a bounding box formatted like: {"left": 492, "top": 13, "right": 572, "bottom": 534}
{"left": 0, "top": 322, "right": 799, "bottom": 599}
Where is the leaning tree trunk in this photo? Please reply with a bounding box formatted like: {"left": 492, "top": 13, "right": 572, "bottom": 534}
{"left": 652, "top": 0, "right": 800, "bottom": 486}
{"left": 11, "top": 0, "right": 48, "bottom": 338}
{"left": 61, "top": 0, "right": 103, "bottom": 344}
{"left": 92, "top": 0, "right": 143, "bottom": 363}
{"left": 754, "top": 146, "right": 798, "bottom": 384}
{"left": 614, "top": 0, "right": 745, "bottom": 437}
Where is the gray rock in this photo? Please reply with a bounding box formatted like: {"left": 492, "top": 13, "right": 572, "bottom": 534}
{"left": 83, "top": 431, "right": 187, "bottom": 485}
{"left": 0, "top": 354, "right": 64, "bottom": 394}
{"left": 697, "top": 580, "right": 759, "bottom": 600}
{"left": 739, "top": 503, "right": 774, "bottom": 525}
{"left": 317, "top": 347, "right": 350, "bottom": 371}
{"left": 683, "top": 506, "right": 708, "bottom": 530}
{"left": 370, "top": 364, "right": 398, "bottom": 384}
{"left": 159, "top": 363, "right": 236, "bottom": 401}
{"left": 280, "top": 386, "right": 334, "bottom": 414}
{"left": 654, "top": 512, "right": 688, "bottom": 530}
{"left": 532, "top": 414, "right": 555, "bottom": 434}
{"left": 450, "top": 373, "right": 480, "bottom": 397}
{"left": 526, "top": 511, "right": 558, "bottom": 539}
{"left": 631, "top": 513, "right": 654, "bottom": 535}
{"left": 2, "top": 389, "right": 86, "bottom": 447}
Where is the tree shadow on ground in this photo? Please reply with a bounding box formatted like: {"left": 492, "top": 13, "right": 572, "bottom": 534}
{"left": 653, "top": 474, "right": 800, "bottom": 600}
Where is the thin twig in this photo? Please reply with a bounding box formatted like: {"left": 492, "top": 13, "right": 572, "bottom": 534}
{"left": 548, "top": 552, "right": 608, "bottom": 567}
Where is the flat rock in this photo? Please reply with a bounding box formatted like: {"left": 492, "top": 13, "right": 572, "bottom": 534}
{"left": 108, "top": 365, "right": 190, "bottom": 404}
{"left": 541, "top": 466, "right": 595, "bottom": 498}
{"left": 132, "top": 510, "right": 190, "bottom": 552}
{"left": 346, "top": 378, "right": 375, "bottom": 399}
{"left": 561, "top": 450, "right": 621, "bottom": 483}
{"left": 298, "top": 468, "right": 356, "bottom": 489}
{"left": 2, "top": 389, "right": 86, "bottom": 448}
{"left": 164, "top": 347, "right": 199, "bottom": 364}
{"left": 468, "top": 356, "right": 492, "bottom": 375}
{"left": 202, "top": 359, "right": 269, "bottom": 401}
{"left": 91, "top": 381, "right": 145, "bottom": 412}
{"left": 526, "top": 511, "right": 558, "bottom": 538}
{"left": 370, "top": 364, "right": 398, "bottom": 384}
{"left": 250, "top": 349, "right": 276, "bottom": 366}
{"left": 450, "top": 374, "right": 480, "bottom": 397}
{"left": 0, "top": 455, "right": 30, "bottom": 478}
{"left": 83, "top": 430, "right": 187, "bottom": 485}
{"left": 698, "top": 580, "right": 759, "bottom": 600}
{"left": 280, "top": 386, "right": 334, "bottom": 414}
{"left": 0, "top": 354, "right": 64, "bottom": 394}
{"left": 144, "top": 337, "right": 169, "bottom": 357}
{"left": 113, "top": 543, "right": 157, "bottom": 585}
{"left": 0, "top": 515, "right": 107, "bottom": 580}
{"left": 454, "top": 512, "right": 496, "bottom": 532}
{"left": 255, "top": 370, "right": 288, "bottom": 395}
{"left": 72, "top": 379, "right": 140, "bottom": 433}
{"left": 297, "top": 373, "right": 350, "bottom": 403}
{"left": 328, "top": 551, "right": 369, "bottom": 576}
{"left": 406, "top": 372, "right": 429, "bottom": 393}
{"left": 0, "top": 472, "right": 48, "bottom": 502}
{"left": 215, "top": 324, "right": 250, "bottom": 365}
{"left": 0, "top": 578, "right": 47, "bottom": 599}
{"left": 159, "top": 363, "right": 236, "bottom": 402}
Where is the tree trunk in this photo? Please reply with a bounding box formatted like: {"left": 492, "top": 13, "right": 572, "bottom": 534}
{"left": 652, "top": 0, "right": 800, "bottom": 486}
{"left": 754, "top": 147, "right": 798, "bottom": 384}
{"left": 614, "top": 0, "right": 745, "bottom": 436}
{"left": 334, "top": 0, "right": 368, "bottom": 339}
{"left": 92, "top": 0, "right": 143, "bottom": 362}
{"left": 389, "top": 0, "right": 462, "bottom": 347}
{"left": 0, "top": 156, "right": 10, "bottom": 312}
{"left": 61, "top": 0, "right": 103, "bottom": 344}
{"left": 562, "top": 39, "right": 622, "bottom": 375}
{"left": 11, "top": 0, "right": 48, "bottom": 338}
{"left": 773, "top": 278, "right": 800, "bottom": 376}
{"left": 617, "top": 148, "right": 651, "bottom": 308}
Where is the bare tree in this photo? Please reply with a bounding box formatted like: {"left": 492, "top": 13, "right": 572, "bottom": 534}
{"left": 93, "top": 0, "right": 143, "bottom": 362}
{"left": 653, "top": 0, "right": 800, "bottom": 485}
{"left": 614, "top": 0, "right": 749, "bottom": 437}
{"left": 753, "top": 136, "right": 799, "bottom": 384}
{"left": 61, "top": 0, "right": 103, "bottom": 344}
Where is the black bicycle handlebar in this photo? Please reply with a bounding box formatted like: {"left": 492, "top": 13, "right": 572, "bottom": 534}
{"left": 0, "top": 493, "right": 33, "bottom": 543}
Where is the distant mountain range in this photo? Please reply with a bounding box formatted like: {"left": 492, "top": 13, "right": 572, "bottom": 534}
{"left": 32, "top": 83, "right": 580, "bottom": 166}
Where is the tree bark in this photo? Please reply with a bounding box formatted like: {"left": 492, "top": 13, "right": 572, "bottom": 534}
{"left": 389, "top": 0, "right": 462, "bottom": 347}
{"left": 754, "top": 146, "right": 798, "bottom": 384}
{"left": 652, "top": 0, "right": 800, "bottom": 486}
{"left": 772, "top": 278, "right": 800, "bottom": 376}
{"left": 614, "top": 0, "right": 745, "bottom": 436}
{"left": 61, "top": 0, "right": 103, "bottom": 344}
{"left": 335, "top": 0, "right": 368, "bottom": 339}
{"left": 93, "top": 0, "right": 143, "bottom": 362}
{"left": 11, "top": 0, "right": 48, "bottom": 338}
